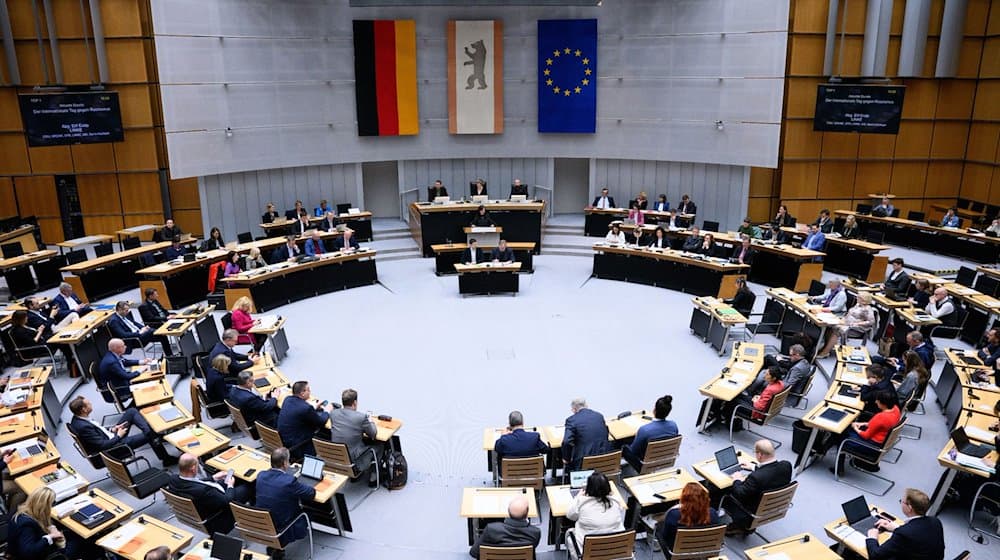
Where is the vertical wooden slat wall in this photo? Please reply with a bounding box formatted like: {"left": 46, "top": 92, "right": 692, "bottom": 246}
{"left": 748, "top": 0, "right": 998, "bottom": 224}
{"left": 0, "top": 0, "right": 201, "bottom": 243}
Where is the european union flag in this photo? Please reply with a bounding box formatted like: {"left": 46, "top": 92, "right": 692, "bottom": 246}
{"left": 537, "top": 19, "right": 597, "bottom": 133}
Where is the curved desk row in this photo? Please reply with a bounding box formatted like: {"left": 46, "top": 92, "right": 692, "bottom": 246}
{"left": 591, "top": 244, "right": 747, "bottom": 299}
{"left": 835, "top": 210, "right": 1000, "bottom": 264}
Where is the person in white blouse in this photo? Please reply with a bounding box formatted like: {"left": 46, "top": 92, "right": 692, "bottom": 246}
{"left": 605, "top": 224, "right": 626, "bottom": 245}
{"left": 925, "top": 287, "right": 957, "bottom": 325}
{"left": 565, "top": 472, "right": 625, "bottom": 560}
{"left": 986, "top": 218, "right": 1000, "bottom": 235}
{"left": 649, "top": 227, "right": 670, "bottom": 250}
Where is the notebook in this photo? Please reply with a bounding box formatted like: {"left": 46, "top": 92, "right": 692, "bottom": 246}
{"left": 818, "top": 408, "right": 848, "bottom": 423}
{"left": 569, "top": 469, "right": 594, "bottom": 497}
{"left": 158, "top": 406, "right": 183, "bottom": 423}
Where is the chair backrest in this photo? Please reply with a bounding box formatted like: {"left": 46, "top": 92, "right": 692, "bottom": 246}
{"left": 65, "top": 249, "right": 87, "bottom": 264}
{"left": 581, "top": 529, "right": 636, "bottom": 560}
{"left": 225, "top": 400, "right": 255, "bottom": 438}
{"left": 876, "top": 419, "right": 907, "bottom": 460}
{"left": 499, "top": 455, "right": 545, "bottom": 490}
{"left": 256, "top": 421, "right": 284, "bottom": 453}
{"left": 480, "top": 545, "right": 535, "bottom": 560}
{"left": 889, "top": 208, "right": 900, "bottom": 218}
{"left": 68, "top": 425, "right": 106, "bottom": 469}
{"left": 230, "top": 502, "right": 282, "bottom": 549}
{"left": 907, "top": 210, "right": 925, "bottom": 222}
{"left": 951, "top": 551, "right": 971, "bottom": 560}
{"left": 757, "top": 385, "right": 793, "bottom": 426}
{"left": 94, "top": 241, "right": 114, "bottom": 257}
{"left": 196, "top": 317, "right": 222, "bottom": 353}
{"left": 807, "top": 280, "right": 826, "bottom": 296}
{"left": 313, "top": 438, "right": 358, "bottom": 478}
{"left": 668, "top": 523, "right": 726, "bottom": 559}
{"left": 580, "top": 450, "right": 622, "bottom": 480}
{"left": 237, "top": 232, "right": 253, "bottom": 244}
{"left": 162, "top": 487, "right": 212, "bottom": 533}
{"left": 748, "top": 481, "right": 798, "bottom": 530}
{"left": 955, "top": 266, "right": 977, "bottom": 288}
{"left": 221, "top": 312, "right": 233, "bottom": 331}
{"left": 702, "top": 220, "right": 719, "bottom": 232}
{"left": 734, "top": 291, "right": 756, "bottom": 317}
{"left": 101, "top": 452, "right": 138, "bottom": 496}
{"left": 336, "top": 203, "right": 351, "bottom": 214}
{"left": 855, "top": 203, "right": 872, "bottom": 214}
{"left": 865, "top": 229, "right": 885, "bottom": 244}
{"left": 639, "top": 435, "right": 682, "bottom": 474}
{"left": 0, "top": 241, "right": 23, "bottom": 259}
{"left": 194, "top": 354, "right": 211, "bottom": 381}
{"left": 122, "top": 236, "right": 141, "bottom": 250}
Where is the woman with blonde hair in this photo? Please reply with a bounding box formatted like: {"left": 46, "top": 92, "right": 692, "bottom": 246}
{"left": 231, "top": 296, "right": 265, "bottom": 352}
{"left": 817, "top": 291, "right": 876, "bottom": 358}
{"left": 245, "top": 247, "right": 267, "bottom": 270}
{"left": 655, "top": 482, "right": 721, "bottom": 558}
{"left": 10, "top": 487, "right": 66, "bottom": 558}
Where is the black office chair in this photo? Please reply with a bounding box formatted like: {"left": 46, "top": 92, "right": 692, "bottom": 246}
{"left": 970, "top": 201, "right": 986, "bottom": 213}
{"left": 94, "top": 241, "right": 114, "bottom": 257}
{"left": 906, "top": 211, "right": 925, "bottom": 222}
{"left": 808, "top": 280, "right": 826, "bottom": 297}
{"left": 0, "top": 242, "right": 23, "bottom": 259}
{"left": 955, "top": 266, "right": 977, "bottom": 288}
{"left": 856, "top": 204, "right": 872, "bottom": 214}
{"left": 122, "top": 236, "right": 141, "bottom": 250}
{"left": 237, "top": 232, "right": 253, "bottom": 244}
{"left": 890, "top": 209, "right": 900, "bottom": 217}
{"left": 864, "top": 229, "right": 885, "bottom": 244}
{"left": 955, "top": 218, "right": 965, "bottom": 229}
{"left": 702, "top": 220, "right": 720, "bottom": 232}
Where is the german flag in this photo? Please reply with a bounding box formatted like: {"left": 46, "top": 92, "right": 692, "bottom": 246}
{"left": 353, "top": 20, "right": 419, "bottom": 137}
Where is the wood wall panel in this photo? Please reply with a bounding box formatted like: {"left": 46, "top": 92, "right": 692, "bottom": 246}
{"left": 106, "top": 39, "right": 148, "bottom": 83}
{"left": 817, "top": 162, "right": 856, "bottom": 197}
{"left": 982, "top": 38, "right": 1000, "bottom": 78}
{"left": 71, "top": 143, "right": 117, "bottom": 173}
{"left": 821, "top": 132, "right": 859, "bottom": 159}
{"left": 13, "top": 43, "right": 49, "bottom": 85}
{"left": 930, "top": 122, "right": 969, "bottom": 159}
{"left": 783, "top": 121, "right": 822, "bottom": 158}
{"left": 7, "top": 0, "right": 38, "bottom": 38}
{"left": 747, "top": 197, "right": 772, "bottom": 223}
{"left": 789, "top": 36, "right": 825, "bottom": 76}
{"left": 34, "top": 218, "right": 62, "bottom": 243}
{"left": 902, "top": 81, "right": 939, "bottom": 119}
{"left": 858, "top": 133, "right": 896, "bottom": 159}
{"left": 170, "top": 209, "right": 203, "bottom": 237}
{"left": 113, "top": 129, "right": 158, "bottom": 171}
{"left": 990, "top": 3, "right": 1000, "bottom": 35}
{"left": 27, "top": 146, "right": 73, "bottom": 175}
{"left": 935, "top": 82, "right": 976, "bottom": 119}
{"left": 853, "top": 163, "right": 893, "bottom": 197}
{"left": 0, "top": 178, "right": 18, "bottom": 217}
{"left": 82, "top": 216, "right": 125, "bottom": 237}
{"left": 0, "top": 134, "right": 31, "bottom": 174}
{"left": 168, "top": 178, "right": 201, "bottom": 209}
{"left": 76, "top": 175, "right": 123, "bottom": 214}
{"left": 12, "top": 176, "right": 58, "bottom": 217}
{"left": 894, "top": 122, "right": 934, "bottom": 158}
{"left": 57, "top": 41, "right": 96, "bottom": 84}
{"left": 958, "top": 39, "right": 984, "bottom": 78}
{"left": 749, "top": 167, "right": 775, "bottom": 197}
{"left": 966, "top": 0, "right": 992, "bottom": 35}
{"left": 961, "top": 164, "right": 994, "bottom": 199}
{"left": 779, "top": 162, "right": 819, "bottom": 199}
{"left": 100, "top": 0, "right": 144, "bottom": 37}
{"left": 890, "top": 162, "right": 929, "bottom": 196}
{"left": 0, "top": 90, "right": 21, "bottom": 130}
{"left": 925, "top": 162, "right": 965, "bottom": 197}
{"left": 117, "top": 85, "right": 154, "bottom": 127}
{"left": 973, "top": 81, "right": 1000, "bottom": 121}
{"left": 786, "top": 79, "right": 821, "bottom": 118}
{"left": 50, "top": 0, "right": 86, "bottom": 37}
{"left": 119, "top": 173, "right": 163, "bottom": 213}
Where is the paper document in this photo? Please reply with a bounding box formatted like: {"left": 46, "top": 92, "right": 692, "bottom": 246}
{"left": 102, "top": 522, "right": 144, "bottom": 549}
{"left": 620, "top": 415, "right": 645, "bottom": 430}
{"left": 956, "top": 454, "right": 997, "bottom": 474}
{"left": 54, "top": 495, "right": 93, "bottom": 518}
{"left": 964, "top": 426, "right": 996, "bottom": 442}
{"left": 49, "top": 474, "right": 83, "bottom": 502}
{"left": 257, "top": 314, "right": 280, "bottom": 327}
{"left": 473, "top": 494, "right": 515, "bottom": 514}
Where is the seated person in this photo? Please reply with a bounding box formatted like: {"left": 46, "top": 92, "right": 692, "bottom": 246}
{"left": 223, "top": 251, "right": 242, "bottom": 276}
{"left": 145, "top": 546, "right": 171, "bottom": 560}
{"left": 802, "top": 223, "right": 826, "bottom": 252}
{"left": 815, "top": 209, "right": 834, "bottom": 233}
{"left": 261, "top": 202, "right": 280, "bottom": 224}
{"left": 462, "top": 239, "right": 484, "bottom": 264}
{"left": 2, "top": 448, "right": 28, "bottom": 513}
{"left": 285, "top": 200, "right": 307, "bottom": 220}
{"left": 255, "top": 447, "right": 315, "bottom": 557}
{"left": 655, "top": 483, "right": 720, "bottom": 558}
{"left": 315, "top": 199, "right": 330, "bottom": 217}
{"left": 651, "top": 194, "right": 669, "bottom": 213}
{"left": 329, "top": 388, "right": 382, "bottom": 486}
{"left": 627, "top": 202, "right": 645, "bottom": 226}
{"left": 231, "top": 296, "right": 266, "bottom": 352}
{"left": 469, "top": 496, "right": 540, "bottom": 559}
{"left": 817, "top": 291, "right": 876, "bottom": 358}
{"left": 840, "top": 214, "right": 860, "bottom": 239}
{"left": 490, "top": 239, "right": 515, "bottom": 263}
{"left": 277, "top": 381, "right": 333, "bottom": 459}
{"left": 751, "top": 345, "right": 810, "bottom": 397}
{"left": 823, "top": 391, "right": 900, "bottom": 473}
{"left": 878, "top": 331, "right": 934, "bottom": 374}
{"left": 677, "top": 194, "right": 696, "bottom": 215}
{"left": 724, "top": 440, "right": 792, "bottom": 532}
{"left": 895, "top": 351, "right": 929, "bottom": 407}
{"left": 605, "top": 224, "right": 626, "bottom": 245}
{"left": 635, "top": 191, "right": 648, "bottom": 210}
{"left": 622, "top": 395, "right": 678, "bottom": 471}
{"left": 681, "top": 226, "right": 703, "bottom": 252}
{"left": 228, "top": 370, "right": 281, "bottom": 429}
{"left": 138, "top": 288, "right": 172, "bottom": 328}
{"left": 865, "top": 488, "right": 945, "bottom": 560}
{"left": 907, "top": 278, "right": 932, "bottom": 308}
{"left": 108, "top": 301, "right": 169, "bottom": 355}
{"left": 660, "top": 211, "right": 681, "bottom": 230}
{"left": 159, "top": 218, "right": 182, "bottom": 242}
{"left": 98, "top": 338, "right": 153, "bottom": 403}
{"left": 470, "top": 205, "right": 496, "bottom": 227}
{"left": 884, "top": 258, "right": 910, "bottom": 296}
{"left": 271, "top": 235, "right": 301, "bottom": 263}
{"left": 591, "top": 187, "right": 615, "bottom": 210}
{"left": 471, "top": 179, "right": 488, "bottom": 198}
{"left": 731, "top": 235, "right": 755, "bottom": 265}
{"left": 925, "top": 287, "right": 958, "bottom": 326}
{"left": 68, "top": 396, "right": 175, "bottom": 466}
{"left": 772, "top": 204, "right": 795, "bottom": 229}
{"left": 332, "top": 229, "right": 360, "bottom": 252}
{"left": 565, "top": 472, "right": 625, "bottom": 560}
{"left": 494, "top": 410, "right": 549, "bottom": 462}
{"left": 726, "top": 278, "right": 755, "bottom": 317}
{"left": 736, "top": 217, "right": 758, "bottom": 239}
{"left": 872, "top": 196, "right": 894, "bottom": 217}
{"left": 288, "top": 213, "right": 311, "bottom": 237}
{"left": 25, "top": 296, "right": 76, "bottom": 337}
{"left": 53, "top": 282, "right": 91, "bottom": 320}
{"left": 167, "top": 453, "right": 250, "bottom": 535}
{"left": 941, "top": 207, "right": 960, "bottom": 227}
{"left": 808, "top": 278, "right": 847, "bottom": 316}
{"left": 859, "top": 365, "right": 895, "bottom": 419}
{"left": 9, "top": 310, "right": 58, "bottom": 360}
{"left": 718, "top": 367, "right": 785, "bottom": 430}
{"left": 164, "top": 235, "right": 186, "bottom": 259}
{"left": 977, "top": 328, "right": 1000, "bottom": 368}
{"left": 245, "top": 246, "right": 268, "bottom": 269}
{"left": 630, "top": 226, "right": 648, "bottom": 247}
{"left": 987, "top": 217, "right": 1000, "bottom": 235}
{"left": 510, "top": 179, "right": 528, "bottom": 197}
{"left": 10, "top": 487, "right": 99, "bottom": 560}
{"left": 209, "top": 328, "right": 260, "bottom": 375}
{"left": 648, "top": 227, "right": 670, "bottom": 249}
{"left": 304, "top": 230, "right": 326, "bottom": 257}
{"left": 201, "top": 227, "right": 225, "bottom": 251}
{"left": 696, "top": 233, "right": 721, "bottom": 257}
{"left": 428, "top": 179, "right": 448, "bottom": 200}
{"left": 319, "top": 211, "right": 338, "bottom": 232}
{"left": 206, "top": 354, "right": 233, "bottom": 403}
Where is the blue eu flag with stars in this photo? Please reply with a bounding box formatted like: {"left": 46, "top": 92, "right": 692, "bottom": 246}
{"left": 538, "top": 19, "right": 597, "bottom": 133}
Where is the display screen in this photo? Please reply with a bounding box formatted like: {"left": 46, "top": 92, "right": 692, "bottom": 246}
{"left": 18, "top": 92, "right": 124, "bottom": 146}
{"left": 813, "top": 84, "right": 905, "bottom": 134}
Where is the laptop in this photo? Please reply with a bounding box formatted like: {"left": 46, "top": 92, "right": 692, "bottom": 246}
{"left": 951, "top": 427, "right": 994, "bottom": 458}
{"left": 714, "top": 446, "right": 750, "bottom": 475}
{"left": 568, "top": 469, "right": 594, "bottom": 497}
{"left": 209, "top": 533, "right": 244, "bottom": 560}
{"left": 841, "top": 495, "right": 879, "bottom": 533}
{"left": 883, "top": 286, "right": 899, "bottom": 301}
{"left": 295, "top": 454, "right": 326, "bottom": 488}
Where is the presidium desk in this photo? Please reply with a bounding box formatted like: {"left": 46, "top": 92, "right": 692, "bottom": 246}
{"left": 591, "top": 244, "right": 748, "bottom": 299}
{"left": 223, "top": 249, "right": 378, "bottom": 312}
{"left": 409, "top": 201, "right": 544, "bottom": 257}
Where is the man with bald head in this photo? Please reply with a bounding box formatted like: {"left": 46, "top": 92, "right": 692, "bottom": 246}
{"left": 925, "top": 286, "right": 957, "bottom": 326}
{"left": 166, "top": 453, "right": 249, "bottom": 535}
{"left": 97, "top": 338, "right": 152, "bottom": 403}
{"left": 469, "top": 495, "right": 540, "bottom": 558}
{"left": 725, "top": 439, "right": 792, "bottom": 534}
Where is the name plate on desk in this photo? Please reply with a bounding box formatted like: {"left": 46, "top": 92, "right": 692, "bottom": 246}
{"left": 470, "top": 227, "right": 498, "bottom": 233}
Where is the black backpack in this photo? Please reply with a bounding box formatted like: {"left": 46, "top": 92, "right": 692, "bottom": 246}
{"left": 381, "top": 449, "right": 407, "bottom": 490}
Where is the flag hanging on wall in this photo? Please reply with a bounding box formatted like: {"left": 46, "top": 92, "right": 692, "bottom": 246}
{"left": 447, "top": 20, "right": 504, "bottom": 135}
{"left": 537, "top": 19, "right": 597, "bottom": 133}
{"left": 353, "top": 20, "right": 419, "bottom": 137}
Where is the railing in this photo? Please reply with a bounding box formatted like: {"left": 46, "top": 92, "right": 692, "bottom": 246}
{"left": 399, "top": 188, "right": 420, "bottom": 224}
{"left": 533, "top": 185, "right": 553, "bottom": 219}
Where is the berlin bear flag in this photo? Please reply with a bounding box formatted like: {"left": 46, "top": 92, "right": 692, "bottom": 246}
{"left": 537, "top": 19, "right": 597, "bottom": 133}
{"left": 448, "top": 20, "right": 504, "bottom": 135}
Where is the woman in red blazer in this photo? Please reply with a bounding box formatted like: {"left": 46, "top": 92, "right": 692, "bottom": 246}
{"left": 231, "top": 296, "right": 266, "bottom": 351}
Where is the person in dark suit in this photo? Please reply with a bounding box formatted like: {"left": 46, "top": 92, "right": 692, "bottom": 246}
{"left": 495, "top": 411, "right": 549, "bottom": 462}
{"left": 510, "top": 179, "right": 529, "bottom": 197}
{"left": 98, "top": 338, "right": 152, "bottom": 403}
{"left": 470, "top": 205, "right": 496, "bottom": 227}
{"left": 24, "top": 296, "right": 75, "bottom": 337}
{"left": 677, "top": 194, "right": 697, "bottom": 215}
{"left": 866, "top": 488, "right": 944, "bottom": 560}
{"left": 284, "top": 200, "right": 307, "bottom": 221}
{"left": 591, "top": 187, "right": 615, "bottom": 210}
{"left": 156, "top": 218, "right": 182, "bottom": 242}
{"left": 562, "top": 398, "right": 611, "bottom": 471}
{"left": 840, "top": 214, "right": 860, "bottom": 239}
{"left": 329, "top": 388, "right": 381, "bottom": 485}
{"left": 271, "top": 236, "right": 301, "bottom": 263}
{"left": 138, "top": 287, "right": 172, "bottom": 329}
{"left": 277, "top": 381, "right": 333, "bottom": 459}
{"left": 332, "top": 229, "right": 360, "bottom": 252}
{"left": 724, "top": 440, "right": 792, "bottom": 533}
{"left": 206, "top": 354, "right": 234, "bottom": 403}
{"left": 681, "top": 226, "right": 702, "bottom": 253}
{"left": 52, "top": 281, "right": 91, "bottom": 320}
{"left": 167, "top": 453, "right": 250, "bottom": 536}
{"left": 462, "top": 239, "right": 484, "bottom": 264}
{"left": 209, "top": 329, "right": 260, "bottom": 376}
{"left": 815, "top": 209, "right": 834, "bottom": 233}
{"left": 164, "top": 236, "right": 186, "bottom": 260}
{"left": 318, "top": 211, "right": 338, "bottom": 232}
{"left": 68, "top": 396, "right": 175, "bottom": 466}
{"left": 428, "top": 180, "right": 448, "bottom": 200}
{"left": 859, "top": 364, "right": 895, "bottom": 418}
{"left": 490, "top": 239, "right": 515, "bottom": 263}
{"left": 303, "top": 230, "right": 326, "bottom": 257}
{"left": 200, "top": 226, "right": 225, "bottom": 251}
{"left": 9, "top": 310, "right": 54, "bottom": 360}
{"left": 649, "top": 227, "right": 670, "bottom": 249}
{"left": 262, "top": 203, "right": 280, "bottom": 224}
{"left": 726, "top": 278, "right": 755, "bottom": 317}
{"left": 731, "top": 236, "right": 756, "bottom": 265}
{"left": 288, "top": 213, "right": 311, "bottom": 237}
{"left": 469, "top": 496, "right": 541, "bottom": 559}
{"left": 255, "top": 447, "right": 316, "bottom": 558}
{"left": 108, "top": 301, "right": 159, "bottom": 351}
{"left": 697, "top": 233, "right": 721, "bottom": 257}
{"left": 228, "top": 371, "right": 280, "bottom": 429}
{"left": 884, "top": 258, "right": 910, "bottom": 297}
{"left": 471, "top": 179, "right": 488, "bottom": 197}
{"left": 623, "top": 395, "right": 679, "bottom": 471}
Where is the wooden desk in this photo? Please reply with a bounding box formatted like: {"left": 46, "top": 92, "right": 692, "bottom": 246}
{"left": 0, "top": 385, "right": 43, "bottom": 416}
{"left": 794, "top": 399, "right": 861, "bottom": 475}
{"left": 4, "top": 366, "right": 52, "bottom": 389}
{"left": 205, "top": 446, "right": 270, "bottom": 483}
{"left": 431, "top": 242, "right": 536, "bottom": 275}
{"left": 97, "top": 515, "right": 194, "bottom": 560}
{"left": 835, "top": 345, "right": 871, "bottom": 365}
{"left": 260, "top": 212, "right": 375, "bottom": 241}
{"left": 691, "top": 297, "right": 748, "bottom": 354}
{"left": 623, "top": 467, "right": 698, "bottom": 507}
{"left": 692, "top": 448, "right": 757, "bottom": 490}
{"left": 592, "top": 244, "right": 748, "bottom": 299}
{"left": 249, "top": 367, "right": 291, "bottom": 395}
{"left": 248, "top": 316, "right": 289, "bottom": 362}
{"left": 137, "top": 250, "right": 226, "bottom": 309}
{"left": 606, "top": 410, "right": 653, "bottom": 442}
{"left": 697, "top": 343, "right": 766, "bottom": 432}
{"left": 4, "top": 435, "right": 60, "bottom": 476}
{"left": 0, "top": 249, "right": 63, "bottom": 298}
{"left": 743, "top": 532, "right": 841, "bottom": 559}
{"left": 61, "top": 236, "right": 197, "bottom": 302}
{"left": 782, "top": 229, "right": 890, "bottom": 284}
{"left": 824, "top": 505, "right": 898, "bottom": 559}
{"left": 140, "top": 402, "right": 196, "bottom": 434}
{"left": 375, "top": 416, "right": 403, "bottom": 443}
{"left": 762, "top": 287, "right": 843, "bottom": 367}
{"left": 544, "top": 482, "right": 625, "bottom": 548}
{"left": 131, "top": 378, "right": 173, "bottom": 408}
{"left": 929, "top": 441, "right": 998, "bottom": 515}
{"left": 182, "top": 539, "right": 269, "bottom": 560}
{"left": 459, "top": 487, "right": 539, "bottom": 545}
{"left": 162, "top": 423, "right": 231, "bottom": 458}
{"left": 116, "top": 224, "right": 163, "bottom": 244}
{"left": 0, "top": 411, "right": 43, "bottom": 445}
{"left": 56, "top": 234, "right": 114, "bottom": 253}
{"left": 0, "top": 224, "right": 40, "bottom": 253}
{"left": 411, "top": 201, "right": 545, "bottom": 257}
{"left": 584, "top": 207, "right": 629, "bottom": 237}
{"left": 836, "top": 210, "right": 999, "bottom": 264}
{"left": 54, "top": 488, "right": 133, "bottom": 539}
{"left": 15, "top": 461, "right": 88, "bottom": 499}
{"left": 455, "top": 262, "right": 522, "bottom": 295}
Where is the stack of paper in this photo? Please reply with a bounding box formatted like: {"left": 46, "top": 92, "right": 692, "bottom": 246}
{"left": 101, "top": 523, "right": 144, "bottom": 550}
{"left": 964, "top": 425, "right": 996, "bottom": 442}
{"left": 54, "top": 495, "right": 93, "bottom": 518}
{"left": 49, "top": 474, "right": 84, "bottom": 502}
